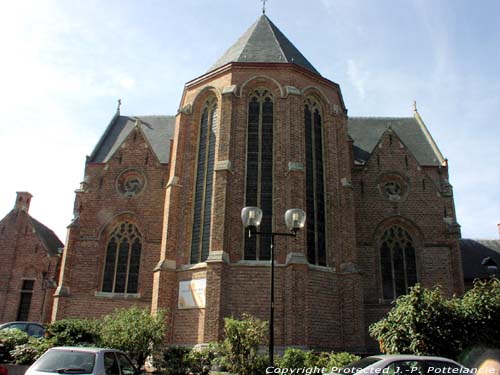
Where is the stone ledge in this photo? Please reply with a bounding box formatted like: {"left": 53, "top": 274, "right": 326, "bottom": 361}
{"left": 94, "top": 291, "right": 141, "bottom": 299}
{"left": 153, "top": 259, "right": 176, "bottom": 272}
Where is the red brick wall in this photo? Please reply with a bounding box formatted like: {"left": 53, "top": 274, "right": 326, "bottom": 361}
{"left": 52, "top": 127, "right": 169, "bottom": 320}
{"left": 352, "top": 130, "right": 464, "bottom": 350}
{"left": 0, "top": 206, "right": 60, "bottom": 323}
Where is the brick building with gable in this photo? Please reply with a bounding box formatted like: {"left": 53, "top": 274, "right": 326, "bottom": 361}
{"left": 0, "top": 192, "right": 63, "bottom": 323}
{"left": 49, "top": 15, "right": 464, "bottom": 352}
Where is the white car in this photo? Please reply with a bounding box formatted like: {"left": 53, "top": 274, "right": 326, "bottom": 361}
{"left": 328, "top": 355, "right": 468, "bottom": 375}
{"left": 26, "top": 347, "right": 140, "bottom": 375}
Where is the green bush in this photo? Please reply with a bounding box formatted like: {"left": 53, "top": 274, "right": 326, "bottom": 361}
{"left": 277, "top": 348, "right": 307, "bottom": 370}
{"left": 369, "top": 279, "right": 500, "bottom": 360}
{"left": 369, "top": 284, "right": 464, "bottom": 358}
{"left": 326, "top": 352, "right": 361, "bottom": 369}
{"left": 460, "top": 278, "right": 500, "bottom": 348}
{"left": 277, "top": 349, "right": 360, "bottom": 372}
{"left": 46, "top": 318, "right": 100, "bottom": 346}
{"left": 0, "top": 329, "right": 30, "bottom": 362}
{"left": 157, "top": 346, "right": 190, "bottom": 375}
{"left": 100, "top": 307, "right": 167, "bottom": 368}
{"left": 9, "top": 337, "right": 55, "bottom": 365}
{"left": 219, "top": 313, "right": 268, "bottom": 375}
{"left": 186, "top": 344, "right": 217, "bottom": 375}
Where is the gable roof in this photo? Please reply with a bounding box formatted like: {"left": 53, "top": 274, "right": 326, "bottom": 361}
{"left": 209, "top": 15, "right": 319, "bottom": 75}
{"left": 460, "top": 239, "right": 500, "bottom": 280}
{"left": 89, "top": 115, "right": 176, "bottom": 164}
{"left": 28, "top": 215, "right": 64, "bottom": 257}
{"left": 347, "top": 116, "right": 446, "bottom": 166}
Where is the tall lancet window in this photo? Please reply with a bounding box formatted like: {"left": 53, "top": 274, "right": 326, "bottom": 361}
{"left": 304, "top": 98, "right": 326, "bottom": 265}
{"left": 102, "top": 221, "right": 142, "bottom": 294}
{"left": 380, "top": 226, "right": 418, "bottom": 300}
{"left": 245, "top": 89, "right": 274, "bottom": 260}
{"left": 191, "top": 98, "right": 218, "bottom": 264}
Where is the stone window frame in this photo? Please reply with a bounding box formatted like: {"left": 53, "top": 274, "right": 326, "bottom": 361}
{"left": 377, "top": 172, "right": 410, "bottom": 202}
{"left": 100, "top": 221, "right": 143, "bottom": 295}
{"left": 304, "top": 96, "right": 327, "bottom": 266}
{"left": 190, "top": 96, "right": 218, "bottom": 264}
{"left": 115, "top": 169, "right": 147, "bottom": 197}
{"left": 17, "top": 278, "right": 35, "bottom": 321}
{"left": 377, "top": 224, "right": 419, "bottom": 302}
{"left": 243, "top": 88, "right": 275, "bottom": 261}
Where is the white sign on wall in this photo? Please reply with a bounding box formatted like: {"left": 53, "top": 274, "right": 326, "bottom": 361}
{"left": 178, "top": 279, "right": 206, "bottom": 309}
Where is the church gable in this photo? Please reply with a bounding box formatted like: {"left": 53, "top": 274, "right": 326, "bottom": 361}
{"left": 89, "top": 114, "right": 175, "bottom": 165}
{"left": 348, "top": 115, "right": 445, "bottom": 167}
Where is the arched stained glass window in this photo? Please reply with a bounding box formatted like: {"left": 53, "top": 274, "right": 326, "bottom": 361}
{"left": 380, "top": 226, "right": 418, "bottom": 300}
{"left": 191, "top": 98, "right": 218, "bottom": 264}
{"left": 102, "top": 221, "right": 142, "bottom": 293}
{"left": 304, "top": 98, "right": 326, "bottom": 266}
{"left": 245, "top": 89, "right": 273, "bottom": 260}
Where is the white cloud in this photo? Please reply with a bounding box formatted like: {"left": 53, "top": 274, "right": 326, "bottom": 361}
{"left": 347, "top": 59, "right": 370, "bottom": 100}
{"left": 119, "top": 77, "right": 136, "bottom": 90}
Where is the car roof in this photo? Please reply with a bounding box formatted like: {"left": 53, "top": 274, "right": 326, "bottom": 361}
{"left": 0, "top": 321, "right": 43, "bottom": 326}
{"left": 368, "top": 355, "right": 458, "bottom": 362}
{"left": 50, "top": 347, "right": 123, "bottom": 353}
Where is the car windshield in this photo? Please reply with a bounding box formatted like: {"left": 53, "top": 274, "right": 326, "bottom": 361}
{"left": 33, "top": 350, "right": 95, "bottom": 374}
{"left": 339, "top": 358, "right": 381, "bottom": 374}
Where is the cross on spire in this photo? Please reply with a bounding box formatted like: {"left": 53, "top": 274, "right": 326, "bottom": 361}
{"left": 261, "top": 0, "right": 267, "bottom": 14}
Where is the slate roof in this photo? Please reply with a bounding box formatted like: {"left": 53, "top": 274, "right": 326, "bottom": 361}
{"left": 347, "top": 116, "right": 445, "bottom": 166}
{"left": 26, "top": 215, "right": 63, "bottom": 257}
{"left": 89, "top": 115, "right": 176, "bottom": 164}
{"left": 460, "top": 239, "right": 500, "bottom": 280}
{"left": 209, "top": 15, "right": 319, "bottom": 75}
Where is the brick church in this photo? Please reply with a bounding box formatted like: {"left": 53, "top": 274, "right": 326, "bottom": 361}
{"left": 19, "top": 14, "right": 465, "bottom": 352}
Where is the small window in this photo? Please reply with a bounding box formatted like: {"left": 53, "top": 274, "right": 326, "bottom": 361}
{"left": 17, "top": 279, "right": 35, "bottom": 321}
{"left": 116, "top": 353, "right": 136, "bottom": 375}
{"left": 27, "top": 324, "right": 44, "bottom": 338}
{"left": 104, "top": 352, "right": 120, "bottom": 375}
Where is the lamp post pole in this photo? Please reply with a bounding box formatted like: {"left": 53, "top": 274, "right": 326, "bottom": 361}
{"left": 241, "top": 207, "right": 306, "bottom": 370}
{"left": 269, "top": 234, "right": 275, "bottom": 367}
{"left": 247, "top": 228, "right": 296, "bottom": 369}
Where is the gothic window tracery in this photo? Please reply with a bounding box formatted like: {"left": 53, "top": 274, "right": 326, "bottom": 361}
{"left": 304, "top": 97, "right": 326, "bottom": 265}
{"left": 379, "top": 225, "right": 418, "bottom": 300}
{"left": 191, "top": 97, "right": 218, "bottom": 264}
{"left": 102, "top": 221, "right": 142, "bottom": 294}
{"left": 244, "top": 89, "right": 274, "bottom": 260}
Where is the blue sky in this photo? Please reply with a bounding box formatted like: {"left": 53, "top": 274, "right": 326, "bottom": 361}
{"left": 0, "top": 0, "right": 499, "bottom": 241}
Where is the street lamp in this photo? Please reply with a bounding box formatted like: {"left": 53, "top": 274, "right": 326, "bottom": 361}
{"left": 241, "top": 206, "right": 306, "bottom": 368}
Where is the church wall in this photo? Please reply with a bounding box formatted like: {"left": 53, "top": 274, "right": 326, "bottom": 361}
{"left": 52, "top": 127, "right": 169, "bottom": 320}
{"left": 152, "top": 64, "right": 366, "bottom": 350}
{"left": 352, "top": 129, "right": 463, "bottom": 350}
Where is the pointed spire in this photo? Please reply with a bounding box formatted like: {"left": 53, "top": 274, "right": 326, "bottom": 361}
{"left": 208, "top": 15, "right": 319, "bottom": 75}
{"left": 413, "top": 100, "right": 417, "bottom": 113}
{"left": 261, "top": 0, "right": 267, "bottom": 14}
{"left": 117, "top": 98, "right": 122, "bottom": 114}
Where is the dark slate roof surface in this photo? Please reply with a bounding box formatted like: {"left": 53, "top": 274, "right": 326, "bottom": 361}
{"left": 347, "top": 117, "right": 444, "bottom": 166}
{"left": 460, "top": 239, "right": 500, "bottom": 280}
{"left": 209, "top": 15, "right": 319, "bottom": 75}
{"left": 89, "top": 115, "right": 176, "bottom": 164}
{"left": 29, "top": 216, "right": 63, "bottom": 257}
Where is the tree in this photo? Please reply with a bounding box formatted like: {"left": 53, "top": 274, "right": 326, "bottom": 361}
{"left": 219, "top": 313, "right": 268, "bottom": 375}
{"left": 369, "top": 284, "right": 464, "bottom": 359}
{"left": 100, "top": 307, "right": 167, "bottom": 368}
{"left": 369, "top": 279, "right": 500, "bottom": 360}
{"left": 460, "top": 278, "right": 500, "bottom": 348}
